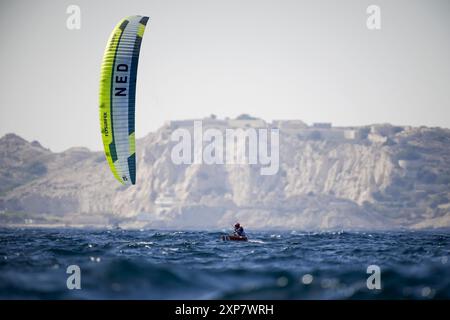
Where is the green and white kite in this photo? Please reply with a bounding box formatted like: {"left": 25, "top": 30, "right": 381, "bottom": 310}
{"left": 99, "top": 15, "right": 149, "bottom": 185}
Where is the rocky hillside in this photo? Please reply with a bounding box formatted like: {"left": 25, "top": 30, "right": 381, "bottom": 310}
{"left": 0, "top": 121, "right": 449, "bottom": 230}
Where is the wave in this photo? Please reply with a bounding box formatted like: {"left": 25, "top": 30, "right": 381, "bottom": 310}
{"left": 0, "top": 228, "right": 449, "bottom": 299}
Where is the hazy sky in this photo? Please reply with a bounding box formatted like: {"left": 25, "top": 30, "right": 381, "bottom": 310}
{"left": 0, "top": 0, "right": 449, "bottom": 151}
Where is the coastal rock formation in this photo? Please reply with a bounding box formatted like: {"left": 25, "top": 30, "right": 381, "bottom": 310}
{"left": 1, "top": 118, "right": 449, "bottom": 230}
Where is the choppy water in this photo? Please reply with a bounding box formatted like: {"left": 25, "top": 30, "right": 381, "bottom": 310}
{"left": 0, "top": 228, "right": 449, "bottom": 299}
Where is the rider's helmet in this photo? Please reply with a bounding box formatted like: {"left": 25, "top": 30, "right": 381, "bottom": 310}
{"left": 234, "top": 223, "right": 240, "bottom": 229}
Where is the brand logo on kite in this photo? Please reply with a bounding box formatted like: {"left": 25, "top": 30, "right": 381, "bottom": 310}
{"left": 103, "top": 112, "right": 109, "bottom": 136}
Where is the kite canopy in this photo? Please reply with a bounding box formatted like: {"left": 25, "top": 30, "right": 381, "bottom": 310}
{"left": 99, "top": 15, "right": 149, "bottom": 185}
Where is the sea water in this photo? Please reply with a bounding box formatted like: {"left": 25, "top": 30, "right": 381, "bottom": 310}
{"left": 0, "top": 228, "right": 449, "bottom": 299}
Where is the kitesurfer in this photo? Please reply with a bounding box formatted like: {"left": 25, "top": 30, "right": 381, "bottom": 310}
{"left": 233, "top": 223, "right": 246, "bottom": 237}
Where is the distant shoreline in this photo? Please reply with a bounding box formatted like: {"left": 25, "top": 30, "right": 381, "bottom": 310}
{"left": 1, "top": 223, "right": 449, "bottom": 234}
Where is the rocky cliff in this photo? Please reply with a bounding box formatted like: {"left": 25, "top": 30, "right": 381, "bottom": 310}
{"left": 1, "top": 121, "right": 449, "bottom": 230}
